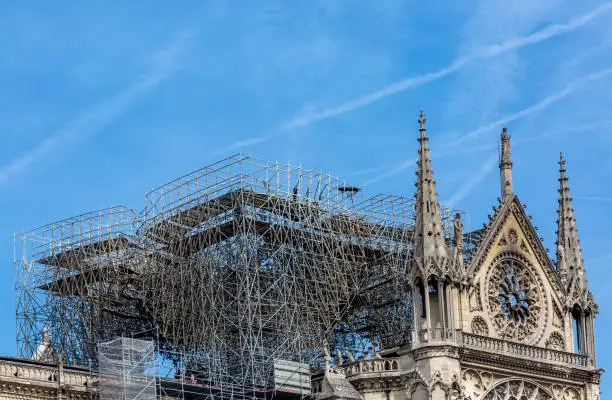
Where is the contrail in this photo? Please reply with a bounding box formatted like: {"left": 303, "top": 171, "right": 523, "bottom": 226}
{"left": 512, "top": 119, "right": 612, "bottom": 145}
{"left": 205, "top": 136, "right": 269, "bottom": 159}
{"left": 573, "top": 196, "right": 612, "bottom": 203}
{"left": 284, "top": 2, "right": 612, "bottom": 129}
{"left": 0, "top": 30, "right": 194, "bottom": 184}
{"left": 445, "top": 154, "right": 498, "bottom": 207}
{"left": 362, "top": 158, "right": 417, "bottom": 187}
{"left": 349, "top": 161, "right": 404, "bottom": 177}
{"left": 440, "top": 119, "right": 612, "bottom": 206}
{"left": 585, "top": 252, "right": 612, "bottom": 265}
{"left": 447, "top": 67, "right": 612, "bottom": 147}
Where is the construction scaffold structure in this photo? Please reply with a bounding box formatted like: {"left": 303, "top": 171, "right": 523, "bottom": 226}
{"left": 15, "top": 154, "right": 466, "bottom": 399}
{"left": 98, "top": 337, "right": 156, "bottom": 399}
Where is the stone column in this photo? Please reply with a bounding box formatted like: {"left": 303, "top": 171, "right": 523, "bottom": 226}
{"left": 424, "top": 281, "right": 432, "bottom": 334}
{"left": 588, "top": 314, "right": 596, "bottom": 365}
{"left": 580, "top": 315, "right": 588, "bottom": 355}
{"left": 447, "top": 284, "right": 455, "bottom": 331}
{"left": 412, "top": 284, "right": 420, "bottom": 341}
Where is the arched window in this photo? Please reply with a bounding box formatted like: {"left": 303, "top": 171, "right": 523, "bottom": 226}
{"left": 572, "top": 305, "right": 583, "bottom": 354}
{"left": 416, "top": 279, "right": 426, "bottom": 318}
{"left": 427, "top": 277, "right": 442, "bottom": 328}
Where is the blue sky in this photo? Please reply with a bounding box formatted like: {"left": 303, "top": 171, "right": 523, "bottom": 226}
{"left": 2, "top": 0, "right": 612, "bottom": 390}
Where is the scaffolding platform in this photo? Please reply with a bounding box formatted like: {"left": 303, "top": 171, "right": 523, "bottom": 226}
{"left": 16, "top": 155, "right": 465, "bottom": 400}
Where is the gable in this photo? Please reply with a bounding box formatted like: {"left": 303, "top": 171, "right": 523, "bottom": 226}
{"left": 467, "top": 195, "right": 563, "bottom": 300}
{"left": 463, "top": 195, "right": 567, "bottom": 346}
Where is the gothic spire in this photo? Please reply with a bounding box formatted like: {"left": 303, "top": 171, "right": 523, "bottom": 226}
{"left": 556, "top": 152, "right": 585, "bottom": 289}
{"left": 499, "top": 127, "right": 513, "bottom": 199}
{"left": 414, "top": 110, "right": 448, "bottom": 264}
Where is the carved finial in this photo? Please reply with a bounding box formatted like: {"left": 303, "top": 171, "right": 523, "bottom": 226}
{"left": 559, "top": 152, "right": 566, "bottom": 169}
{"left": 418, "top": 109, "right": 426, "bottom": 133}
{"left": 501, "top": 126, "right": 508, "bottom": 139}
{"left": 499, "top": 127, "right": 513, "bottom": 199}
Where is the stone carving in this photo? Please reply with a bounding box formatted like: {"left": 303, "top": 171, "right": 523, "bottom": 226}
{"left": 463, "top": 369, "right": 587, "bottom": 400}
{"left": 31, "top": 328, "right": 54, "bottom": 363}
{"left": 410, "top": 382, "right": 428, "bottom": 400}
{"left": 507, "top": 228, "right": 518, "bottom": 244}
{"left": 461, "top": 369, "right": 495, "bottom": 400}
{"left": 552, "top": 305, "right": 564, "bottom": 329}
{"left": 454, "top": 213, "right": 464, "bottom": 266}
{"left": 469, "top": 282, "right": 483, "bottom": 312}
{"left": 471, "top": 316, "right": 489, "bottom": 336}
{"left": 483, "top": 379, "right": 554, "bottom": 400}
{"left": 552, "top": 384, "right": 586, "bottom": 400}
{"left": 487, "top": 253, "right": 544, "bottom": 343}
{"left": 520, "top": 239, "right": 530, "bottom": 254}
{"left": 546, "top": 331, "right": 565, "bottom": 351}
{"left": 498, "top": 234, "right": 508, "bottom": 246}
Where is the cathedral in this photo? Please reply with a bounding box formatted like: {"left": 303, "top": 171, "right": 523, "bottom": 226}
{"left": 310, "top": 112, "right": 602, "bottom": 400}
{"left": 0, "top": 111, "right": 602, "bottom": 400}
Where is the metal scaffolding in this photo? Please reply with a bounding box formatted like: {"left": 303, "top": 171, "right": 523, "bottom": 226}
{"left": 16, "top": 154, "right": 463, "bottom": 399}
{"left": 98, "top": 337, "right": 156, "bottom": 399}
{"left": 16, "top": 206, "right": 146, "bottom": 366}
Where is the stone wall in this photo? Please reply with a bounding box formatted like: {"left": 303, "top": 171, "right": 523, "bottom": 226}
{"left": 0, "top": 356, "right": 93, "bottom": 399}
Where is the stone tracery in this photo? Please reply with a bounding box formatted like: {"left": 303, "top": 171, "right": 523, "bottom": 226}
{"left": 547, "top": 332, "right": 565, "bottom": 351}
{"left": 471, "top": 316, "right": 489, "bottom": 336}
{"left": 487, "top": 253, "right": 545, "bottom": 343}
{"left": 483, "top": 379, "right": 554, "bottom": 400}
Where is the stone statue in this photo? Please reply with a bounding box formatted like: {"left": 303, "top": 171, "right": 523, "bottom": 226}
{"left": 501, "top": 127, "right": 511, "bottom": 163}
{"left": 454, "top": 213, "right": 463, "bottom": 257}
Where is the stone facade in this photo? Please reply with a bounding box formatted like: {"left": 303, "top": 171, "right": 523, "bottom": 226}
{"left": 0, "top": 356, "right": 93, "bottom": 399}
{"left": 311, "top": 113, "right": 602, "bottom": 400}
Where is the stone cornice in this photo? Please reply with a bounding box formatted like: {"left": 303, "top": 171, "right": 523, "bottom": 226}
{"left": 348, "top": 369, "right": 419, "bottom": 393}
{"left": 411, "top": 344, "right": 460, "bottom": 361}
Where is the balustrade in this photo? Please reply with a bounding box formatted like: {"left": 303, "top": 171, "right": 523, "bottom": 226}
{"left": 344, "top": 358, "right": 400, "bottom": 377}
{"left": 463, "top": 333, "right": 590, "bottom": 367}
{"left": 0, "top": 357, "right": 90, "bottom": 388}
{"left": 413, "top": 328, "right": 461, "bottom": 343}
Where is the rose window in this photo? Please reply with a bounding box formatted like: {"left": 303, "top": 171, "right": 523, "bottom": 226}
{"left": 498, "top": 275, "right": 530, "bottom": 324}
{"left": 487, "top": 254, "right": 544, "bottom": 343}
